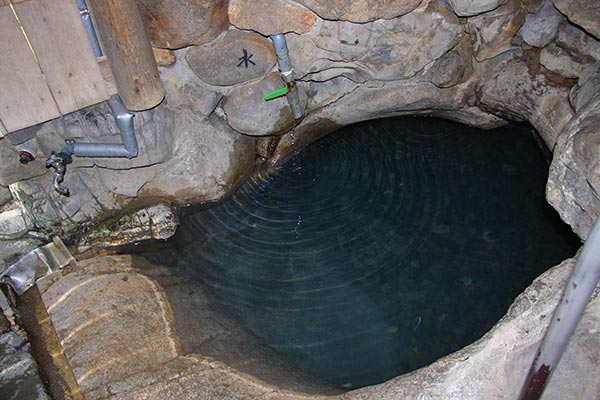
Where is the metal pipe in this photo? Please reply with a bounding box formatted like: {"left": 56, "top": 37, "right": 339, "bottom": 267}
{"left": 518, "top": 217, "right": 600, "bottom": 400}
{"left": 270, "top": 34, "right": 303, "bottom": 120}
{"left": 271, "top": 34, "right": 293, "bottom": 73}
{"left": 76, "top": 0, "right": 103, "bottom": 58}
{"left": 67, "top": 95, "right": 138, "bottom": 159}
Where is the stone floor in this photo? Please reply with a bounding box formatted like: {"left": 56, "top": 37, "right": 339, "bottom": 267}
{"left": 4, "top": 253, "right": 595, "bottom": 400}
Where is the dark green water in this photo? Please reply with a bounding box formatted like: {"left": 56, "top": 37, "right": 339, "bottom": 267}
{"left": 141, "top": 117, "right": 579, "bottom": 390}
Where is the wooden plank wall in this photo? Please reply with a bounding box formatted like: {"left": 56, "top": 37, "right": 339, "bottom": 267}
{"left": 0, "top": 5, "right": 60, "bottom": 132}
{"left": 0, "top": 0, "right": 109, "bottom": 132}
{"left": 0, "top": 0, "right": 30, "bottom": 6}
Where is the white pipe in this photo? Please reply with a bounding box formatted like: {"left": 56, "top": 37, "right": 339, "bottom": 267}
{"left": 518, "top": 217, "right": 600, "bottom": 399}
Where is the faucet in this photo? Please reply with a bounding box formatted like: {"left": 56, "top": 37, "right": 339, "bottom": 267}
{"left": 45, "top": 151, "right": 72, "bottom": 196}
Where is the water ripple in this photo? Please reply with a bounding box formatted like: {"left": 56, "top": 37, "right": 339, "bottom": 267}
{"left": 143, "top": 117, "right": 579, "bottom": 390}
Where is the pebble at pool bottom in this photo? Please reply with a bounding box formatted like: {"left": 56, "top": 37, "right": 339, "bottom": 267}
{"left": 140, "top": 117, "right": 580, "bottom": 390}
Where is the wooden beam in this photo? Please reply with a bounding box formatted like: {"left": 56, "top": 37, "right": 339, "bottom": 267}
{"left": 14, "top": 0, "right": 109, "bottom": 114}
{"left": 0, "top": 6, "right": 60, "bottom": 132}
{"left": 89, "top": 0, "right": 165, "bottom": 111}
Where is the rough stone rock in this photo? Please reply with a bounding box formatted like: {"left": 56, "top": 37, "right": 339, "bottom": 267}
{"left": 37, "top": 255, "right": 181, "bottom": 399}
{"left": 228, "top": 0, "right": 318, "bottom": 36}
{"left": 306, "top": 77, "right": 360, "bottom": 111}
{"left": 222, "top": 72, "right": 307, "bottom": 136}
{"left": 524, "top": 0, "right": 545, "bottom": 13}
{"left": 477, "top": 50, "right": 574, "bottom": 148}
{"left": 10, "top": 170, "right": 116, "bottom": 237}
{"left": 138, "top": 0, "right": 229, "bottom": 49}
{"left": 110, "top": 355, "right": 278, "bottom": 400}
{"left": 160, "top": 48, "right": 222, "bottom": 116}
{"left": 0, "top": 186, "right": 12, "bottom": 206}
{"left": 295, "top": 0, "right": 422, "bottom": 23}
{"left": 448, "top": 0, "right": 507, "bottom": 17}
{"left": 0, "top": 238, "right": 43, "bottom": 268}
{"left": 140, "top": 113, "right": 256, "bottom": 203}
{"left": 95, "top": 166, "right": 157, "bottom": 199}
{"left": 288, "top": 0, "right": 461, "bottom": 82}
{"left": 0, "top": 330, "right": 50, "bottom": 400}
{"left": 518, "top": 0, "right": 564, "bottom": 48}
{"left": 78, "top": 204, "right": 179, "bottom": 251}
{"left": 553, "top": 0, "right": 600, "bottom": 40}
{"left": 426, "top": 36, "right": 474, "bottom": 88}
{"left": 186, "top": 30, "right": 277, "bottom": 88}
{"left": 152, "top": 47, "right": 176, "bottom": 66}
{"left": 0, "top": 207, "right": 29, "bottom": 240}
{"left": 0, "top": 140, "right": 46, "bottom": 186}
{"left": 547, "top": 91, "right": 600, "bottom": 239}
{"left": 555, "top": 22, "right": 600, "bottom": 62}
{"left": 570, "top": 63, "right": 600, "bottom": 112}
{"left": 540, "top": 43, "right": 589, "bottom": 79}
{"left": 468, "top": 0, "right": 526, "bottom": 61}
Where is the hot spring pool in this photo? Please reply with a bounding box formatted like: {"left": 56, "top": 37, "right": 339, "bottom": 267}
{"left": 139, "top": 117, "right": 579, "bottom": 391}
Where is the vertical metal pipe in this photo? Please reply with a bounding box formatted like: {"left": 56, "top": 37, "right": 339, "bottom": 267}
{"left": 271, "top": 34, "right": 293, "bottom": 73}
{"left": 76, "top": 0, "right": 103, "bottom": 58}
{"left": 270, "top": 34, "right": 303, "bottom": 120}
{"left": 518, "top": 217, "right": 600, "bottom": 400}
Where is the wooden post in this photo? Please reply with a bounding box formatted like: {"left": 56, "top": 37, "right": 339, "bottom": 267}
{"left": 88, "top": 0, "right": 164, "bottom": 111}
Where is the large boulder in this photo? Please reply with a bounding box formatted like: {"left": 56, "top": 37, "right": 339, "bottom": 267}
{"left": 448, "top": 0, "right": 507, "bottom": 17}
{"left": 294, "top": 0, "right": 422, "bottom": 23}
{"left": 553, "top": 0, "right": 600, "bottom": 40}
{"left": 37, "top": 256, "right": 181, "bottom": 399}
{"left": 160, "top": 48, "right": 223, "bottom": 116}
{"left": 186, "top": 30, "right": 277, "bottom": 87}
{"left": 137, "top": 0, "right": 229, "bottom": 49}
{"left": 547, "top": 91, "right": 600, "bottom": 239}
{"left": 228, "top": 0, "right": 318, "bottom": 36}
{"left": 477, "top": 50, "right": 573, "bottom": 148}
{"left": 518, "top": 0, "right": 564, "bottom": 48}
{"left": 78, "top": 204, "right": 179, "bottom": 251}
{"left": 468, "top": 0, "right": 526, "bottom": 61}
{"left": 287, "top": 0, "right": 461, "bottom": 82}
{"left": 222, "top": 72, "right": 307, "bottom": 136}
{"left": 140, "top": 112, "right": 256, "bottom": 203}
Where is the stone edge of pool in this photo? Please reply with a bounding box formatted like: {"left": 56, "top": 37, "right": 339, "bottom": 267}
{"left": 28, "top": 255, "right": 600, "bottom": 400}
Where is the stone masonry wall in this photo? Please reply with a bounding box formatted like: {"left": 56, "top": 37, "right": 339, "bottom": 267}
{"left": 0, "top": 0, "right": 598, "bottom": 249}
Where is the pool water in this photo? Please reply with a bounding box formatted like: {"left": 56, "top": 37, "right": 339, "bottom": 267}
{"left": 141, "top": 117, "right": 579, "bottom": 390}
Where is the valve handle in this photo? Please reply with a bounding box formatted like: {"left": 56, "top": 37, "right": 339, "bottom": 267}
{"left": 264, "top": 86, "right": 289, "bottom": 101}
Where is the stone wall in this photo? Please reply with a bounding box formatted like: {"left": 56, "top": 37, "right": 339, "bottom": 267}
{"left": 0, "top": 0, "right": 598, "bottom": 247}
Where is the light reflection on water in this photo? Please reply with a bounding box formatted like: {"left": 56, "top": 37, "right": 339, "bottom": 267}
{"left": 141, "top": 117, "right": 579, "bottom": 390}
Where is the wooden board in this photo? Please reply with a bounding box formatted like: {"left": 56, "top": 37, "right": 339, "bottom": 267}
{"left": 14, "top": 0, "right": 109, "bottom": 115}
{"left": 0, "top": 6, "right": 60, "bottom": 132}
{"left": 0, "top": 0, "right": 31, "bottom": 6}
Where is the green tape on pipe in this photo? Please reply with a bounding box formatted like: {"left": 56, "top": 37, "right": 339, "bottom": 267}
{"left": 264, "top": 86, "right": 289, "bottom": 101}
